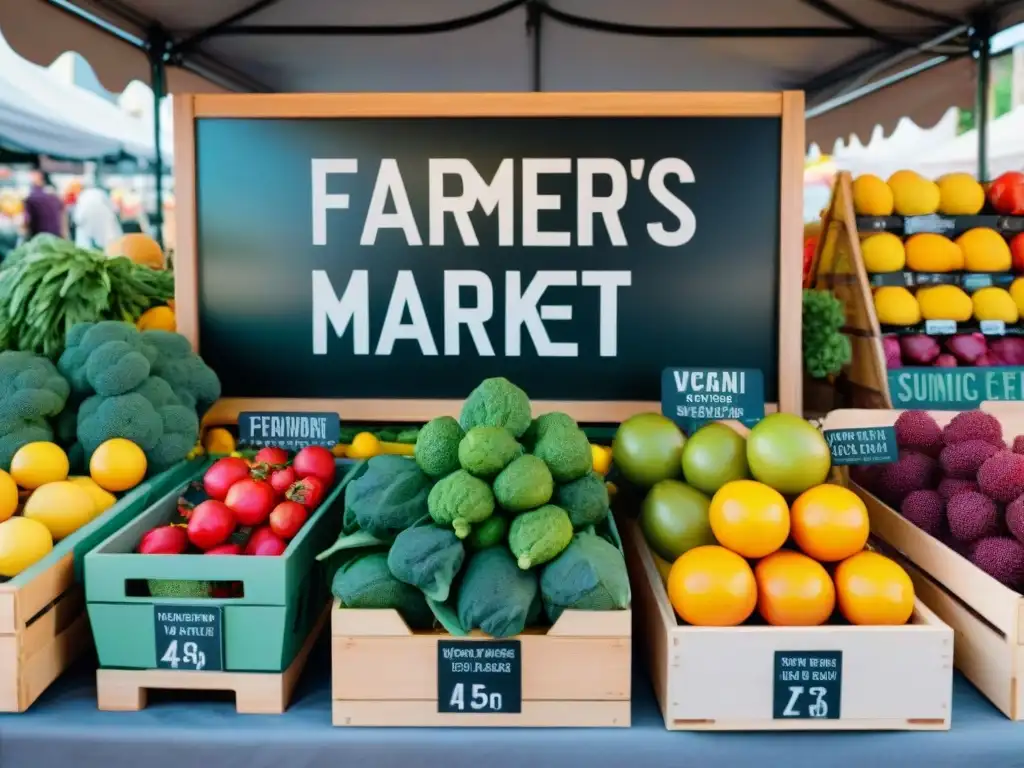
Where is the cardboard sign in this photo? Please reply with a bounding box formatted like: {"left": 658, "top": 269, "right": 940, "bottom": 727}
{"left": 888, "top": 368, "right": 1024, "bottom": 409}
{"left": 194, "top": 116, "right": 783, "bottom": 403}
{"left": 661, "top": 367, "right": 765, "bottom": 428}
{"left": 773, "top": 650, "right": 842, "bottom": 720}
{"left": 824, "top": 426, "right": 898, "bottom": 465}
{"left": 437, "top": 640, "right": 522, "bottom": 714}
{"left": 154, "top": 605, "right": 223, "bottom": 671}
{"left": 238, "top": 411, "right": 340, "bottom": 448}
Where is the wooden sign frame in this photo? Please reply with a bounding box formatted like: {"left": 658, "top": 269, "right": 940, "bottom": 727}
{"left": 173, "top": 92, "right": 805, "bottom": 426}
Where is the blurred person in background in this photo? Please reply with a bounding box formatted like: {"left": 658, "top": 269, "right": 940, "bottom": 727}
{"left": 73, "top": 184, "right": 122, "bottom": 251}
{"left": 22, "top": 171, "right": 65, "bottom": 239}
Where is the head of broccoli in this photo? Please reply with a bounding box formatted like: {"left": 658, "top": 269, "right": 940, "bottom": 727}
{"left": 532, "top": 423, "right": 592, "bottom": 484}
{"left": 414, "top": 416, "right": 464, "bottom": 478}
{"left": 142, "top": 330, "right": 221, "bottom": 412}
{"left": 427, "top": 469, "right": 495, "bottom": 539}
{"left": 457, "top": 426, "right": 521, "bottom": 479}
{"left": 0, "top": 350, "right": 71, "bottom": 469}
{"left": 493, "top": 454, "right": 553, "bottom": 512}
{"left": 459, "top": 377, "right": 532, "bottom": 438}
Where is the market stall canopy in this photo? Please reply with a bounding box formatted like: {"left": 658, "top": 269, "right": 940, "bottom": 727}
{"left": 914, "top": 104, "right": 1024, "bottom": 178}
{"left": 827, "top": 107, "right": 961, "bottom": 179}
{"left": 0, "top": 33, "right": 121, "bottom": 159}
{"left": 2, "top": 0, "right": 1022, "bottom": 151}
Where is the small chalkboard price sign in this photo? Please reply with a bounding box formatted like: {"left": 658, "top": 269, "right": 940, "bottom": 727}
{"left": 661, "top": 367, "right": 765, "bottom": 429}
{"left": 437, "top": 640, "right": 522, "bottom": 714}
{"left": 888, "top": 368, "right": 1024, "bottom": 410}
{"left": 238, "top": 411, "right": 340, "bottom": 449}
{"left": 773, "top": 650, "right": 842, "bottom": 720}
{"left": 154, "top": 605, "right": 223, "bottom": 671}
{"left": 823, "top": 426, "right": 898, "bottom": 465}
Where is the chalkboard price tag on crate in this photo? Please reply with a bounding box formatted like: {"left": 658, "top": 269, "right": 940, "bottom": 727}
{"left": 772, "top": 651, "right": 842, "bottom": 720}
{"left": 437, "top": 640, "right": 522, "bottom": 714}
{"left": 154, "top": 605, "right": 223, "bottom": 671}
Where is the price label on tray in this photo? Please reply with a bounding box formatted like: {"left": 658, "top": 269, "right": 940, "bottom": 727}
{"left": 924, "top": 319, "right": 957, "bottom": 336}
{"left": 963, "top": 274, "right": 994, "bottom": 291}
{"left": 437, "top": 640, "right": 522, "bottom": 714}
{"left": 903, "top": 214, "right": 955, "bottom": 236}
{"left": 980, "top": 320, "right": 1007, "bottom": 336}
{"left": 154, "top": 605, "right": 223, "bottom": 671}
{"left": 238, "top": 411, "right": 341, "bottom": 449}
{"left": 773, "top": 651, "right": 842, "bottom": 720}
{"left": 823, "top": 426, "right": 897, "bottom": 466}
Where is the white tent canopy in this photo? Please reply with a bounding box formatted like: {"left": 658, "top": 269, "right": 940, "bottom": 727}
{"left": 0, "top": 32, "right": 121, "bottom": 159}
{"left": 915, "top": 105, "right": 1024, "bottom": 178}
{"left": 827, "top": 107, "right": 961, "bottom": 179}
{"left": 2, "top": 0, "right": 1023, "bottom": 152}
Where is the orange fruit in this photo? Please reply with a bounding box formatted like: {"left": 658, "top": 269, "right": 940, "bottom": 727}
{"left": 709, "top": 480, "right": 790, "bottom": 558}
{"left": 790, "top": 484, "right": 869, "bottom": 562}
{"left": 666, "top": 545, "right": 757, "bottom": 626}
{"left": 755, "top": 550, "right": 836, "bottom": 626}
{"left": 834, "top": 551, "right": 915, "bottom": 626}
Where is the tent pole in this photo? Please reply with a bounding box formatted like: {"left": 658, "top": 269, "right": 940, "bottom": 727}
{"left": 972, "top": 12, "right": 993, "bottom": 182}
{"left": 527, "top": 1, "right": 543, "bottom": 92}
{"left": 148, "top": 27, "right": 168, "bottom": 249}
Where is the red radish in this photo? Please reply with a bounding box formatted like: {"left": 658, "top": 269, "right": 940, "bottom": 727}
{"left": 225, "top": 478, "right": 277, "bottom": 526}
{"left": 187, "top": 501, "right": 236, "bottom": 550}
{"left": 203, "top": 457, "right": 252, "bottom": 501}
{"left": 269, "top": 501, "right": 308, "bottom": 540}
{"left": 254, "top": 446, "right": 289, "bottom": 466}
{"left": 205, "top": 543, "right": 243, "bottom": 555}
{"left": 293, "top": 446, "right": 336, "bottom": 485}
{"left": 269, "top": 465, "right": 297, "bottom": 496}
{"left": 245, "top": 527, "right": 287, "bottom": 556}
{"left": 139, "top": 525, "right": 188, "bottom": 554}
{"left": 286, "top": 475, "right": 326, "bottom": 511}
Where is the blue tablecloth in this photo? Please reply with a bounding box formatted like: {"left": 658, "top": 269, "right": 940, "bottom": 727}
{"left": 1, "top": 641, "right": 1022, "bottom": 768}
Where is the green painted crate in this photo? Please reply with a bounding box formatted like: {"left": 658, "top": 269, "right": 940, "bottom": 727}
{"left": 85, "top": 460, "right": 351, "bottom": 672}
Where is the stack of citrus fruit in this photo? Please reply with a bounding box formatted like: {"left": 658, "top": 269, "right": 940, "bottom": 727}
{"left": 614, "top": 412, "right": 916, "bottom": 628}
{"left": 0, "top": 438, "right": 148, "bottom": 578}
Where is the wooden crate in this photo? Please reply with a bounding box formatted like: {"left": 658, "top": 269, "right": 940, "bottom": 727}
{"left": 0, "top": 460, "right": 198, "bottom": 712}
{"left": 622, "top": 517, "right": 953, "bottom": 731}
{"left": 826, "top": 403, "right": 1024, "bottom": 719}
{"left": 331, "top": 601, "right": 631, "bottom": 727}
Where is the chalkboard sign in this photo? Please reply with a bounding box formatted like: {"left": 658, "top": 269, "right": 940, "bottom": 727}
{"left": 238, "top": 411, "right": 340, "bottom": 448}
{"left": 154, "top": 605, "right": 222, "bottom": 671}
{"left": 773, "top": 650, "right": 842, "bottom": 720}
{"left": 824, "top": 426, "right": 898, "bottom": 465}
{"left": 437, "top": 640, "right": 522, "bottom": 714}
{"left": 889, "top": 368, "right": 1024, "bottom": 409}
{"left": 176, "top": 93, "right": 804, "bottom": 421}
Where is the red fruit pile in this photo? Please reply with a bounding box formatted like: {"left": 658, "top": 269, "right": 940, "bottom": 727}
{"left": 851, "top": 410, "right": 1024, "bottom": 591}
{"left": 136, "top": 445, "right": 335, "bottom": 559}
{"left": 884, "top": 333, "right": 1024, "bottom": 370}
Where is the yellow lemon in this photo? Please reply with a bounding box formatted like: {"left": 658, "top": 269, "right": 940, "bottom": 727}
{"left": 916, "top": 285, "right": 972, "bottom": 322}
{"left": 347, "top": 432, "right": 382, "bottom": 459}
{"left": 873, "top": 286, "right": 921, "bottom": 326}
{"left": 591, "top": 444, "right": 612, "bottom": 476}
{"left": 888, "top": 170, "right": 940, "bottom": 216}
{"left": 958, "top": 228, "right": 1012, "bottom": 272}
{"left": 0, "top": 469, "right": 16, "bottom": 523}
{"left": 972, "top": 287, "right": 1020, "bottom": 323}
{"left": 937, "top": 172, "right": 985, "bottom": 215}
{"left": 0, "top": 517, "right": 53, "bottom": 577}
{"left": 202, "top": 427, "right": 236, "bottom": 455}
{"left": 860, "top": 232, "right": 905, "bottom": 273}
{"left": 23, "top": 482, "right": 94, "bottom": 540}
{"left": 10, "top": 442, "right": 69, "bottom": 490}
{"left": 90, "top": 439, "right": 147, "bottom": 492}
{"left": 904, "top": 233, "right": 963, "bottom": 272}
{"left": 851, "top": 174, "right": 894, "bottom": 216}
{"left": 136, "top": 305, "right": 176, "bottom": 331}
{"left": 68, "top": 476, "right": 117, "bottom": 519}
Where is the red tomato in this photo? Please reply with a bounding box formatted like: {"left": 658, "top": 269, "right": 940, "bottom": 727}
{"left": 225, "top": 478, "right": 277, "bottom": 526}
{"left": 269, "top": 466, "right": 297, "bottom": 497}
{"left": 253, "top": 446, "right": 289, "bottom": 466}
{"left": 205, "top": 543, "right": 243, "bottom": 555}
{"left": 245, "top": 527, "right": 287, "bottom": 556}
{"left": 138, "top": 525, "right": 188, "bottom": 554}
{"left": 989, "top": 171, "right": 1024, "bottom": 215}
{"left": 269, "top": 501, "right": 309, "bottom": 540}
{"left": 1011, "top": 233, "right": 1024, "bottom": 273}
{"left": 286, "top": 475, "right": 326, "bottom": 510}
{"left": 187, "top": 501, "right": 236, "bottom": 550}
{"left": 293, "top": 446, "right": 336, "bottom": 485}
{"left": 203, "top": 457, "right": 252, "bottom": 501}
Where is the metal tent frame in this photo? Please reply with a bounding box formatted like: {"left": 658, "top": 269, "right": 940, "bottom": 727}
{"left": 40, "top": 0, "right": 1024, "bottom": 247}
